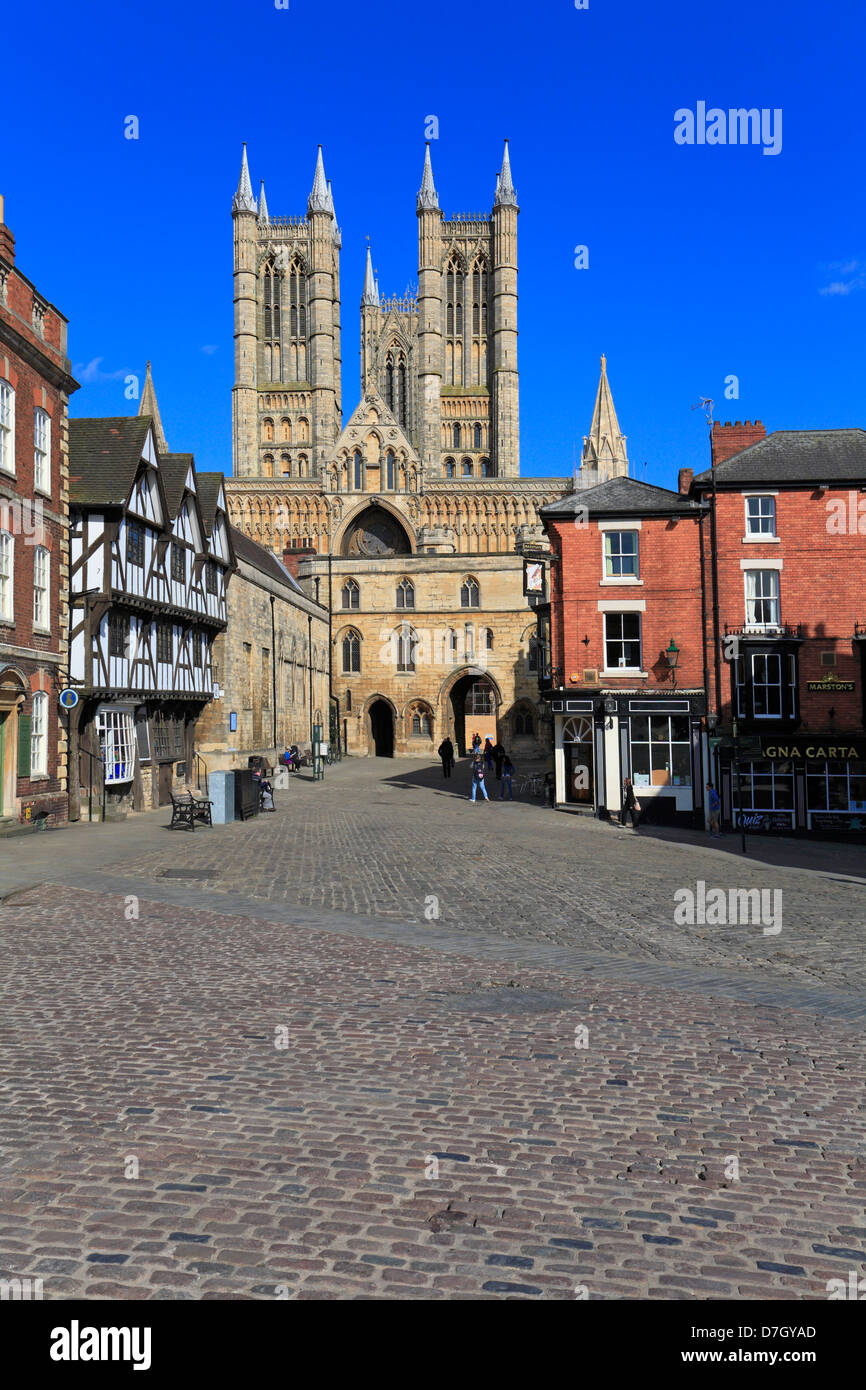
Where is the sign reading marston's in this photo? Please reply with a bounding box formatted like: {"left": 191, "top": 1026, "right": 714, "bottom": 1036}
{"left": 805, "top": 679, "right": 855, "bottom": 692}
{"left": 760, "top": 735, "right": 864, "bottom": 760}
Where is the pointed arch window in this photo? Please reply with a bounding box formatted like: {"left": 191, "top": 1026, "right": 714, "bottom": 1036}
{"left": 342, "top": 629, "right": 361, "bottom": 674}
{"left": 473, "top": 424, "right": 482, "bottom": 449}
{"left": 386, "top": 360, "right": 394, "bottom": 413}
{"left": 461, "top": 576, "right": 480, "bottom": 609}
{"left": 396, "top": 623, "right": 417, "bottom": 673}
{"left": 353, "top": 450, "right": 363, "bottom": 490}
{"left": 447, "top": 627, "right": 459, "bottom": 663}
{"left": 397, "top": 363, "right": 407, "bottom": 427}
{"left": 453, "top": 423, "right": 461, "bottom": 447}
{"left": 386, "top": 451, "right": 395, "bottom": 490}
{"left": 341, "top": 578, "right": 359, "bottom": 610}
{"left": 396, "top": 578, "right": 415, "bottom": 610}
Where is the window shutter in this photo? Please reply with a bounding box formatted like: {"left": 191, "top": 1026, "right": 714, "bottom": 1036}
{"left": 17, "top": 712, "right": 31, "bottom": 779}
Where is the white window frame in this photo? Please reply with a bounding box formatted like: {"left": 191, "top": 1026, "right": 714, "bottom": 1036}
{"left": 33, "top": 545, "right": 49, "bottom": 631}
{"left": 603, "top": 529, "right": 640, "bottom": 580}
{"left": 603, "top": 611, "right": 642, "bottom": 672}
{"left": 744, "top": 568, "right": 781, "bottom": 630}
{"left": 30, "top": 691, "right": 48, "bottom": 776}
{"left": 0, "top": 530, "right": 12, "bottom": 620}
{"left": 0, "top": 379, "right": 15, "bottom": 475}
{"left": 34, "top": 408, "right": 51, "bottom": 495}
{"left": 743, "top": 491, "right": 779, "bottom": 542}
{"left": 96, "top": 707, "right": 136, "bottom": 784}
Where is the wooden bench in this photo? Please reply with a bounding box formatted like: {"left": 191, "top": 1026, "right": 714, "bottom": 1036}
{"left": 169, "top": 790, "right": 213, "bottom": 830}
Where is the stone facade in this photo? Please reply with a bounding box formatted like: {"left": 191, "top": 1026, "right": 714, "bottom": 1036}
{"left": 226, "top": 142, "right": 588, "bottom": 758}
{"left": 196, "top": 525, "right": 329, "bottom": 769}
{"left": 0, "top": 198, "right": 78, "bottom": 830}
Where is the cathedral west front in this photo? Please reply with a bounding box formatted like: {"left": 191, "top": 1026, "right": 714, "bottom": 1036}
{"left": 225, "top": 142, "right": 626, "bottom": 757}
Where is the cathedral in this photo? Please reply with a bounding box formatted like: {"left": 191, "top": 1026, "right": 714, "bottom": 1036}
{"left": 224, "top": 142, "right": 628, "bottom": 757}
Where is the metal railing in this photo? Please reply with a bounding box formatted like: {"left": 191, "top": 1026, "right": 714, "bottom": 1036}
{"left": 724, "top": 622, "right": 805, "bottom": 639}
{"left": 192, "top": 750, "right": 209, "bottom": 796}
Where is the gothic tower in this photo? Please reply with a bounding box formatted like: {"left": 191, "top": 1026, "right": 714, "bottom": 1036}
{"left": 575, "top": 354, "right": 629, "bottom": 488}
{"left": 231, "top": 145, "right": 341, "bottom": 481}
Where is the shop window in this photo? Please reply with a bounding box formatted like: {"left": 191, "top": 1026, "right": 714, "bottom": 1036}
{"left": 806, "top": 759, "right": 866, "bottom": 812}
{"left": 97, "top": 708, "right": 136, "bottom": 784}
{"left": 630, "top": 714, "right": 691, "bottom": 788}
{"left": 732, "top": 759, "right": 796, "bottom": 811}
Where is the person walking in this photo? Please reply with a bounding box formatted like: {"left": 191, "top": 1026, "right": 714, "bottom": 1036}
{"left": 499, "top": 755, "right": 514, "bottom": 800}
{"left": 470, "top": 756, "right": 489, "bottom": 802}
{"left": 438, "top": 736, "right": 455, "bottom": 779}
{"left": 492, "top": 740, "right": 506, "bottom": 780}
{"left": 621, "top": 776, "right": 641, "bottom": 830}
{"left": 483, "top": 737, "right": 494, "bottom": 771}
{"left": 471, "top": 731, "right": 482, "bottom": 758}
{"left": 706, "top": 781, "right": 722, "bottom": 837}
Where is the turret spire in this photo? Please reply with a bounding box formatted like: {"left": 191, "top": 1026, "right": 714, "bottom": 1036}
{"left": 138, "top": 361, "right": 168, "bottom": 455}
{"left": 258, "top": 181, "right": 269, "bottom": 224}
{"left": 362, "top": 244, "right": 379, "bottom": 306}
{"left": 417, "top": 142, "right": 439, "bottom": 211}
{"left": 232, "top": 143, "right": 257, "bottom": 214}
{"left": 308, "top": 145, "right": 330, "bottom": 214}
{"left": 579, "top": 354, "right": 629, "bottom": 485}
{"left": 494, "top": 139, "right": 518, "bottom": 209}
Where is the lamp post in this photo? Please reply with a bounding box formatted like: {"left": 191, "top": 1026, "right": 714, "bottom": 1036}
{"left": 665, "top": 638, "right": 680, "bottom": 690}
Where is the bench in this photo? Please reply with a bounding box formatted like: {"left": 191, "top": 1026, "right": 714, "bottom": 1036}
{"left": 169, "top": 790, "right": 213, "bottom": 830}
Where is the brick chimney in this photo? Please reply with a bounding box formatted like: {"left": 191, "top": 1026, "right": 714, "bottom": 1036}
{"left": 711, "top": 419, "right": 766, "bottom": 466}
{"left": 282, "top": 545, "right": 317, "bottom": 580}
{"left": 0, "top": 195, "right": 15, "bottom": 266}
{"left": 678, "top": 468, "right": 693, "bottom": 495}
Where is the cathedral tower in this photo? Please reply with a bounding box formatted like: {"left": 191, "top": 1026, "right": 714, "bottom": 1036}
{"left": 231, "top": 145, "right": 341, "bottom": 481}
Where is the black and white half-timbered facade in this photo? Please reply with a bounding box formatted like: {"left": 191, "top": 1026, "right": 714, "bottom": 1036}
{"left": 67, "top": 416, "right": 234, "bottom": 816}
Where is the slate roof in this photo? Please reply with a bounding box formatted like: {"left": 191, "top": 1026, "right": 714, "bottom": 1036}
{"left": 68, "top": 417, "right": 151, "bottom": 505}
{"left": 540, "top": 475, "right": 704, "bottom": 519}
{"left": 196, "top": 472, "right": 225, "bottom": 535}
{"left": 694, "top": 430, "right": 866, "bottom": 486}
{"left": 229, "top": 525, "right": 304, "bottom": 594}
{"left": 160, "top": 453, "right": 194, "bottom": 521}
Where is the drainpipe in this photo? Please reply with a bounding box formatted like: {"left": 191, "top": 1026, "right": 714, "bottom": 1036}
{"left": 709, "top": 443, "right": 722, "bottom": 719}
{"left": 270, "top": 593, "right": 277, "bottom": 751}
{"left": 327, "top": 553, "right": 340, "bottom": 755}
{"left": 307, "top": 611, "right": 313, "bottom": 744}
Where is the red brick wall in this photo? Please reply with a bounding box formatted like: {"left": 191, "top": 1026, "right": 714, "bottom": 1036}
{"left": 547, "top": 513, "right": 706, "bottom": 692}
{"left": 709, "top": 487, "right": 865, "bottom": 729}
{"left": 1, "top": 233, "right": 73, "bottom": 822}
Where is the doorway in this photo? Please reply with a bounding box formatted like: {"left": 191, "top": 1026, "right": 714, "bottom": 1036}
{"left": 0, "top": 710, "right": 7, "bottom": 816}
{"left": 158, "top": 762, "right": 173, "bottom": 805}
{"left": 369, "top": 700, "right": 394, "bottom": 757}
{"left": 563, "top": 717, "right": 594, "bottom": 805}
{"left": 449, "top": 673, "right": 497, "bottom": 755}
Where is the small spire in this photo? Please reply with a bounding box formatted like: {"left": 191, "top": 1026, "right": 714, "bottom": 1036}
{"left": 325, "top": 178, "right": 336, "bottom": 217}
{"left": 308, "top": 145, "right": 330, "bottom": 214}
{"left": 138, "top": 361, "right": 168, "bottom": 455}
{"left": 494, "top": 139, "right": 518, "bottom": 209}
{"left": 232, "top": 143, "right": 257, "bottom": 214}
{"left": 580, "top": 354, "right": 628, "bottom": 484}
{"left": 362, "top": 243, "right": 380, "bottom": 306}
{"left": 417, "top": 142, "right": 439, "bottom": 211}
{"left": 258, "top": 181, "right": 270, "bottom": 224}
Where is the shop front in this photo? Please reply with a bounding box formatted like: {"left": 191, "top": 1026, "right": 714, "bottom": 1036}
{"left": 549, "top": 691, "right": 708, "bottom": 826}
{"left": 717, "top": 732, "right": 866, "bottom": 837}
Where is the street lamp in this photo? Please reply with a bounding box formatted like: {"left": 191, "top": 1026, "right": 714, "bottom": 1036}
{"left": 706, "top": 712, "right": 718, "bottom": 733}
{"left": 665, "top": 638, "right": 680, "bottom": 689}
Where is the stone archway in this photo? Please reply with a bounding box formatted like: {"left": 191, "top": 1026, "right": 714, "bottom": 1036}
{"left": 442, "top": 669, "right": 502, "bottom": 757}
{"left": 368, "top": 699, "right": 395, "bottom": 758}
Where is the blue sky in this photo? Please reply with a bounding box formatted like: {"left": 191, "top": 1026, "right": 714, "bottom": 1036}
{"left": 3, "top": 0, "right": 863, "bottom": 486}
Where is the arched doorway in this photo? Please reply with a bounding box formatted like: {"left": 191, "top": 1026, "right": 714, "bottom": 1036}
{"left": 563, "top": 716, "right": 594, "bottom": 805}
{"left": 448, "top": 673, "right": 498, "bottom": 756}
{"left": 369, "top": 699, "right": 394, "bottom": 757}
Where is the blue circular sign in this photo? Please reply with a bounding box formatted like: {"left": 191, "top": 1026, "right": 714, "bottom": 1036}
{"left": 59, "top": 688, "right": 79, "bottom": 710}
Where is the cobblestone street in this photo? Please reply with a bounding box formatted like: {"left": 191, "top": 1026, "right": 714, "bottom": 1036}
{"left": 1, "top": 758, "right": 865, "bottom": 1300}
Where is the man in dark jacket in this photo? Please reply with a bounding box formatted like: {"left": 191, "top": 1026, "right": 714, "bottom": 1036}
{"left": 492, "top": 741, "right": 506, "bottom": 780}
{"left": 438, "top": 737, "right": 455, "bottom": 778}
{"left": 621, "top": 777, "right": 641, "bottom": 830}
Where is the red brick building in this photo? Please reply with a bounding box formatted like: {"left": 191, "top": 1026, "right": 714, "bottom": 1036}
{"left": 0, "top": 198, "right": 78, "bottom": 830}
{"left": 539, "top": 475, "right": 709, "bottom": 823}
{"left": 693, "top": 422, "right": 866, "bottom": 836}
